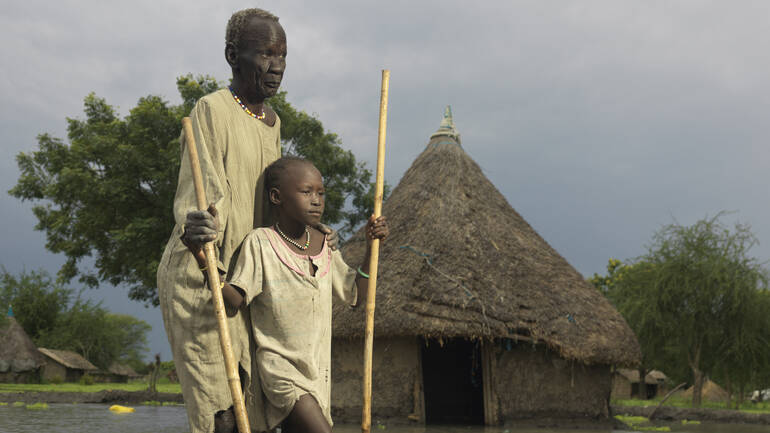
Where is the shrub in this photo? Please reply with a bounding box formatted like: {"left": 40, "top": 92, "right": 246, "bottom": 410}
{"left": 79, "top": 373, "right": 94, "bottom": 385}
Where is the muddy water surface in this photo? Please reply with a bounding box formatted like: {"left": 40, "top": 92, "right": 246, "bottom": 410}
{"left": 2, "top": 404, "right": 770, "bottom": 433}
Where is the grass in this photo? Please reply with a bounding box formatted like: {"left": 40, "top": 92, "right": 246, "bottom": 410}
{"left": 0, "top": 381, "right": 181, "bottom": 394}
{"left": 615, "top": 415, "right": 650, "bottom": 425}
{"left": 141, "top": 400, "right": 183, "bottom": 407}
{"left": 614, "top": 415, "right": 671, "bottom": 432}
{"left": 25, "top": 402, "right": 49, "bottom": 410}
{"left": 613, "top": 396, "right": 770, "bottom": 414}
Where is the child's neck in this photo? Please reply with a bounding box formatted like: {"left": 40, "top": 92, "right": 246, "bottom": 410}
{"left": 274, "top": 216, "right": 324, "bottom": 257}
{"left": 275, "top": 216, "right": 307, "bottom": 239}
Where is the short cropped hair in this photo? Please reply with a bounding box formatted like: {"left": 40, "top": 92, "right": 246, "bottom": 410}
{"left": 226, "top": 8, "right": 279, "bottom": 46}
{"left": 264, "top": 156, "right": 311, "bottom": 193}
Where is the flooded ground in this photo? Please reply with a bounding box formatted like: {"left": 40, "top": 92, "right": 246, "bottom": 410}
{"left": 2, "top": 404, "right": 770, "bottom": 433}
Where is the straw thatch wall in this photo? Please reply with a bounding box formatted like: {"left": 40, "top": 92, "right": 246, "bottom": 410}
{"left": 0, "top": 317, "right": 43, "bottom": 383}
{"left": 331, "top": 337, "right": 420, "bottom": 424}
{"left": 492, "top": 343, "right": 611, "bottom": 420}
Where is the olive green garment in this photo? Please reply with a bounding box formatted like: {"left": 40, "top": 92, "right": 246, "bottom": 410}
{"left": 157, "top": 89, "right": 281, "bottom": 433}
{"left": 229, "top": 227, "right": 358, "bottom": 430}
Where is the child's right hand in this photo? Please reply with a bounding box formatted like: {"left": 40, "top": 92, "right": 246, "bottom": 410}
{"left": 366, "top": 215, "right": 389, "bottom": 245}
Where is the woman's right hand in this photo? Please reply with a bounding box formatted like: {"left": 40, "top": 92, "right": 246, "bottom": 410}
{"left": 181, "top": 204, "right": 219, "bottom": 250}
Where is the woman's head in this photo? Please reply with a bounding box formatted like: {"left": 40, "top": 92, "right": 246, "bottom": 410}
{"left": 265, "top": 156, "right": 324, "bottom": 226}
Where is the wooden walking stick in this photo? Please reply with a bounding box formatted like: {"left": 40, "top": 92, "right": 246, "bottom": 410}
{"left": 362, "top": 69, "right": 389, "bottom": 433}
{"left": 181, "top": 117, "right": 250, "bottom": 433}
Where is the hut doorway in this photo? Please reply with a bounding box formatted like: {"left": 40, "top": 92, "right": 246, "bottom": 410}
{"left": 421, "top": 338, "right": 484, "bottom": 424}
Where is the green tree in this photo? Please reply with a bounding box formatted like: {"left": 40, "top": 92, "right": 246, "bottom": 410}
{"left": 598, "top": 214, "right": 769, "bottom": 407}
{"left": 588, "top": 258, "right": 627, "bottom": 295}
{"left": 710, "top": 285, "right": 770, "bottom": 407}
{"left": 269, "top": 92, "right": 390, "bottom": 232}
{"left": 11, "top": 74, "right": 384, "bottom": 305}
{"left": 37, "top": 300, "right": 151, "bottom": 369}
{"left": 0, "top": 268, "right": 72, "bottom": 338}
{"left": 592, "top": 259, "right": 669, "bottom": 399}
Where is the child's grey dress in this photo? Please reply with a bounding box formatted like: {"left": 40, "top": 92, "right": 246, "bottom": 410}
{"left": 229, "top": 227, "right": 357, "bottom": 429}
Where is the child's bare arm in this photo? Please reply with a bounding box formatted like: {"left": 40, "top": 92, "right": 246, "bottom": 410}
{"left": 354, "top": 215, "right": 389, "bottom": 306}
{"left": 187, "top": 243, "right": 245, "bottom": 310}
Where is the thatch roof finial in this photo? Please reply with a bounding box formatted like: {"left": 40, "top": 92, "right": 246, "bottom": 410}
{"left": 429, "top": 105, "right": 461, "bottom": 145}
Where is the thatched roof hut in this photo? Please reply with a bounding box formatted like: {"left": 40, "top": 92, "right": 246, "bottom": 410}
{"left": 680, "top": 379, "right": 729, "bottom": 403}
{"left": 330, "top": 107, "right": 641, "bottom": 426}
{"left": 38, "top": 348, "right": 97, "bottom": 383}
{"left": 93, "top": 362, "right": 142, "bottom": 383}
{"left": 0, "top": 317, "right": 43, "bottom": 383}
{"left": 612, "top": 369, "right": 668, "bottom": 399}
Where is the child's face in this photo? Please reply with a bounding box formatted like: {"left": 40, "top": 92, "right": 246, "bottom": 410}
{"left": 276, "top": 162, "right": 325, "bottom": 226}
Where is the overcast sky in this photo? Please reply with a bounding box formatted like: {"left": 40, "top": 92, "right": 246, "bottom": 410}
{"left": 3, "top": 1, "right": 770, "bottom": 362}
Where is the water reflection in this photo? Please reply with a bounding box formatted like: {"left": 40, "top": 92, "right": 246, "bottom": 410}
{"left": 1, "top": 404, "right": 769, "bottom": 433}
{"left": 0, "top": 403, "right": 188, "bottom": 433}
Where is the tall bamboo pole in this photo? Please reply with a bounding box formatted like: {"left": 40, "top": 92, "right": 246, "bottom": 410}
{"left": 362, "top": 69, "right": 389, "bottom": 433}
{"left": 181, "top": 117, "right": 250, "bottom": 433}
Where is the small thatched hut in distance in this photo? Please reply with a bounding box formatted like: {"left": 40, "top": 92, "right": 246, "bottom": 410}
{"left": 680, "top": 379, "right": 729, "bottom": 403}
{"left": 93, "top": 362, "right": 141, "bottom": 383}
{"left": 331, "top": 107, "right": 641, "bottom": 426}
{"left": 0, "top": 317, "right": 43, "bottom": 383}
{"left": 611, "top": 369, "right": 668, "bottom": 399}
{"left": 38, "top": 348, "right": 98, "bottom": 383}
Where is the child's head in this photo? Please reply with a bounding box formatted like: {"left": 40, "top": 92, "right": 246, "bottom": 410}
{"left": 265, "top": 156, "right": 324, "bottom": 226}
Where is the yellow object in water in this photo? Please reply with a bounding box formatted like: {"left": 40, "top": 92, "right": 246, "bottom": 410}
{"left": 109, "top": 405, "right": 135, "bottom": 413}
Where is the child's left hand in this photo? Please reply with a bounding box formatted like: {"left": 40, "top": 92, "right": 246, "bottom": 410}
{"left": 366, "top": 215, "right": 389, "bottom": 243}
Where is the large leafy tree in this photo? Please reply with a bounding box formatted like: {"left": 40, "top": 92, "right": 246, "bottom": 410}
{"left": 11, "top": 75, "right": 383, "bottom": 305}
{"left": 595, "top": 214, "right": 770, "bottom": 407}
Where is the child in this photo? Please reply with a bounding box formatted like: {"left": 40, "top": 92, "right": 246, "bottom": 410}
{"left": 187, "top": 156, "right": 388, "bottom": 433}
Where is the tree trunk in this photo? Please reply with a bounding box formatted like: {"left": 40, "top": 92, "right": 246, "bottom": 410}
{"left": 725, "top": 374, "right": 732, "bottom": 409}
{"left": 691, "top": 367, "right": 704, "bottom": 408}
{"left": 638, "top": 366, "right": 647, "bottom": 399}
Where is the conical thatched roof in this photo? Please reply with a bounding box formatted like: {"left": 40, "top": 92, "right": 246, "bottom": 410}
{"left": 0, "top": 317, "right": 43, "bottom": 373}
{"left": 38, "top": 348, "right": 98, "bottom": 371}
{"left": 680, "top": 379, "right": 728, "bottom": 402}
{"left": 108, "top": 362, "right": 140, "bottom": 378}
{"left": 333, "top": 108, "right": 641, "bottom": 366}
{"left": 615, "top": 368, "right": 667, "bottom": 383}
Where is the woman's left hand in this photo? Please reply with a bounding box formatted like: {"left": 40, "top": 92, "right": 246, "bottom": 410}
{"left": 315, "top": 223, "right": 339, "bottom": 250}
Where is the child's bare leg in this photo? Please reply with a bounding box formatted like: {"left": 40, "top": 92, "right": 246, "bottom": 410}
{"left": 212, "top": 365, "right": 248, "bottom": 433}
{"left": 213, "top": 407, "right": 236, "bottom": 433}
{"left": 282, "top": 394, "right": 332, "bottom": 433}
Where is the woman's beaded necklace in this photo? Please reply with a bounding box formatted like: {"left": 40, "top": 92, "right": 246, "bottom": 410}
{"left": 275, "top": 223, "right": 310, "bottom": 250}
{"left": 228, "top": 86, "right": 266, "bottom": 120}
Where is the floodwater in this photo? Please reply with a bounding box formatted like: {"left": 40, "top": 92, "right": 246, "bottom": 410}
{"left": 1, "top": 404, "right": 770, "bottom": 433}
